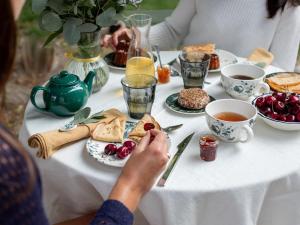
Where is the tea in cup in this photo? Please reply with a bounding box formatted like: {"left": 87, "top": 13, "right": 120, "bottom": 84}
{"left": 221, "top": 64, "right": 270, "bottom": 100}
{"left": 205, "top": 99, "right": 257, "bottom": 142}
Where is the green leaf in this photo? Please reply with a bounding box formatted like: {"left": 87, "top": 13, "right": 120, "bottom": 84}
{"left": 43, "top": 28, "right": 63, "bottom": 47}
{"left": 81, "top": 117, "right": 105, "bottom": 124}
{"left": 39, "top": 11, "right": 63, "bottom": 32}
{"left": 96, "top": 7, "right": 117, "bottom": 27}
{"left": 78, "top": 23, "right": 98, "bottom": 32}
{"left": 47, "top": 0, "right": 65, "bottom": 14}
{"left": 32, "top": 0, "right": 47, "bottom": 13}
{"left": 89, "top": 111, "right": 103, "bottom": 118}
{"left": 63, "top": 17, "right": 83, "bottom": 45}
{"left": 78, "top": 0, "right": 96, "bottom": 7}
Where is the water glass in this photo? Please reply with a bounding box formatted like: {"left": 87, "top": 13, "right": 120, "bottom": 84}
{"left": 179, "top": 51, "right": 211, "bottom": 89}
{"left": 121, "top": 75, "right": 157, "bottom": 119}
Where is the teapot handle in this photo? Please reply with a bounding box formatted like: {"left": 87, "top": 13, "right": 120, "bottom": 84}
{"left": 30, "top": 86, "right": 48, "bottom": 112}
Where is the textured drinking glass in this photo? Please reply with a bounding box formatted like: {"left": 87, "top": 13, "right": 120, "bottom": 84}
{"left": 121, "top": 75, "right": 157, "bottom": 119}
{"left": 179, "top": 51, "right": 211, "bottom": 89}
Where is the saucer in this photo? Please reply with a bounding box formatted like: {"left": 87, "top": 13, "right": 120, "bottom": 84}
{"left": 165, "top": 93, "right": 215, "bottom": 115}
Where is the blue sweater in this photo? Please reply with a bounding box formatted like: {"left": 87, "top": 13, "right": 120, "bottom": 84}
{"left": 0, "top": 125, "right": 133, "bottom": 225}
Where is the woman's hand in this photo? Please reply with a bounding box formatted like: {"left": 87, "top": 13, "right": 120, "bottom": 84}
{"left": 108, "top": 130, "right": 169, "bottom": 212}
{"left": 101, "top": 27, "right": 132, "bottom": 50}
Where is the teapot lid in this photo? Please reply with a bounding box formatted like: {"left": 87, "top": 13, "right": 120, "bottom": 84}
{"left": 50, "top": 71, "right": 79, "bottom": 86}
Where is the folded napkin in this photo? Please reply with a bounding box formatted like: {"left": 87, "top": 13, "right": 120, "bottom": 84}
{"left": 248, "top": 48, "right": 274, "bottom": 68}
{"left": 28, "top": 109, "right": 126, "bottom": 159}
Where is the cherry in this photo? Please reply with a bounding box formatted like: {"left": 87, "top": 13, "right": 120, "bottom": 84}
{"left": 144, "top": 123, "right": 155, "bottom": 131}
{"left": 265, "top": 96, "right": 277, "bottom": 106}
{"left": 123, "top": 140, "right": 136, "bottom": 151}
{"left": 274, "top": 101, "right": 285, "bottom": 112}
{"left": 104, "top": 144, "right": 118, "bottom": 155}
{"left": 255, "top": 97, "right": 266, "bottom": 108}
{"left": 267, "top": 111, "right": 278, "bottom": 120}
{"left": 277, "top": 114, "right": 287, "bottom": 122}
{"left": 272, "top": 92, "right": 286, "bottom": 102}
{"left": 117, "top": 146, "right": 130, "bottom": 159}
{"left": 259, "top": 107, "right": 272, "bottom": 115}
{"left": 288, "top": 95, "right": 299, "bottom": 105}
{"left": 286, "top": 114, "right": 296, "bottom": 122}
{"left": 289, "top": 105, "right": 300, "bottom": 115}
{"left": 296, "top": 112, "right": 300, "bottom": 122}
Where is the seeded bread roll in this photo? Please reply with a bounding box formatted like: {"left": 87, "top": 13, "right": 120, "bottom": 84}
{"left": 178, "top": 88, "right": 210, "bottom": 109}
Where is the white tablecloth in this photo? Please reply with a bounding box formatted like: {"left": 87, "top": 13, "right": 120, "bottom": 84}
{"left": 19, "top": 51, "right": 300, "bottom": 225}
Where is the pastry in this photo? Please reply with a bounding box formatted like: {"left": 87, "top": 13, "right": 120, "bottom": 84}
{"left": 92, "top": 118, "right": 125, "bottom": 143}
{"left": 113, "top": 35, "right": 130, "bottom": 67}
{"left": 183, "top": 43, "right": 216, "bottom": 55}
{"left": 248, "top": 48, "right": 274, "bottom": 67}
{"left": 209, "top": 53, "right": 220, "bottom": 70}
{"left": 265, "top": 73, "right": 300, "bottom": 94}
{"left": 178, "top": 88, "right": 210, "bottom": 109}
{"left": 128, "top": 114, "right": 161, "bottom": 143}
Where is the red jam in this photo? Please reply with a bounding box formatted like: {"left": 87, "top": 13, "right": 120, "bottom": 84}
{"left": 199, "top": 135, "right": 218, "bottom": 161}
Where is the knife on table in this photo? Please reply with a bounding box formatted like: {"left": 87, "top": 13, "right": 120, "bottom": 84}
{"left": 157, "top": 132, "right": 195, "bottom": 187}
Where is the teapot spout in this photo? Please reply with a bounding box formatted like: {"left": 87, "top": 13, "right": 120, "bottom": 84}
{"left": 84, "top": 71, "right": 96, "bottom": 95}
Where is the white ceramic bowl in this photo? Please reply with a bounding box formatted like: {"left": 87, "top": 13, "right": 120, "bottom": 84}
{"left": 252, "top": 94, "right": 300, "bottom": 131}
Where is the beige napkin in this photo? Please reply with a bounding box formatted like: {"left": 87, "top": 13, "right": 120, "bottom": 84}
{"left": 28, "top": 109, "right": 126, "bottom": 159}
{"left": 248, "top": 48, "right": 274, "bottom": 67}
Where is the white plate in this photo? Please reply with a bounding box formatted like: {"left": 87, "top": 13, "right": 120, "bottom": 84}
{"left": 86, "top": 121, "right": 171, "bottom": 167}
{"left": 176, "top": 49, "right": 238, "bottom": 73}
{"left": 86, "top": 121, "right": 136, "bottom": 167}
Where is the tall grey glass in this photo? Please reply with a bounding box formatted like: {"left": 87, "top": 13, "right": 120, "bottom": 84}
{"left": 179, "top": 51, "right": 211, "bottom": 89}
{"left": 121, "top": 75, "right": 157, "bottom": 119}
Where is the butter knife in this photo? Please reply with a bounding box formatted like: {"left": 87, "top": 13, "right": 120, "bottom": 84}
{"left": 157, "top": 132, "right": 195, "bottom": 187}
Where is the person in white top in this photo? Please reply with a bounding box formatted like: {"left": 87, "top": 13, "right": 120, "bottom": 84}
{"left": 102, "top": 0, "right": 300, "bottom": 71}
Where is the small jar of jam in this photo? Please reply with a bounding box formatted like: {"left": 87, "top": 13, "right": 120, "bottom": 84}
{"left": 157, "top": 65, "right": 171, "bottom": 84}
{"left": 209, "top": 54, "right": 220, "bottom": 70}
{"left": 199, "top": 135, "right": 219, "bottom": 161}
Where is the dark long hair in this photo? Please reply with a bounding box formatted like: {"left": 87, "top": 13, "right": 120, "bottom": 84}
{"left": 0, "top": 0, "right": 36, "bottom": 205}
{"left": 267, "top": 0, "right": 300, "bottom": 18}
{"left": 0, "top": 0, "right": 16, "bottom": 93}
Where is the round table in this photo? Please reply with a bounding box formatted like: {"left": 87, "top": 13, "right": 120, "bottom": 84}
{"left": 19, "top": 51, "right": 300, "bottom": 225}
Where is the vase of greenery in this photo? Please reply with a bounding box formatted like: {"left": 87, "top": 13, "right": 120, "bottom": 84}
{"left": 32, "top": 0, "right": 142, "bottom": 93}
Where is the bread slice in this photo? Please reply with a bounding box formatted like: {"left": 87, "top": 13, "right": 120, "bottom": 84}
{"left": 183, "top": 43, "right": 216, "bottom": 55}
{"left": 265, "top": 73, "right": 300, "bottom": 94}
{"left": 92, "top": 118, "right": 125, "bottom": 143}
{"left": 248, "top": 48, "right": 274, "bottom": 67}
{"left": 128, "top": 114, "right": 161, "bottom": 142}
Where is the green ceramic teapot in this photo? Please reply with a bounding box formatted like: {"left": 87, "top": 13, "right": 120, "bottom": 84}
{"left": 30, "top": 70, "right": 95, "bottom": 117}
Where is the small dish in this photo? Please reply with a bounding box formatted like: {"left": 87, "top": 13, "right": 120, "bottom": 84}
{"left": 165, "top": 93, "right": 215, "bottom": 115}
{"left": 104, "top": 52, "right": 157, "bottom": 71}
{"left": 252, "top": 94, "right": 300, "bottom": 131}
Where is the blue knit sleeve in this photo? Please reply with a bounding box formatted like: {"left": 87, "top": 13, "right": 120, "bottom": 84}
{"left": 90, "top": 200, "right": 134, "bottom": 225}
{"left": 0, "top": 129, "right": 49, "bottom": 225}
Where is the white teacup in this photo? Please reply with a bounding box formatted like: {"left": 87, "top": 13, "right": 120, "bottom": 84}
{"left": 205, "top": 99, "right": 257, "bottom": 142}
{"left": 221, "top": 64, "right": 270, "bottom": 100}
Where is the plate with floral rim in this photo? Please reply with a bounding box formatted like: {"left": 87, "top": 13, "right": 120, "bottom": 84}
{"left": 86, "top": 121, "right": 171, "bottom": 167}
{"left": 86, "top": 121, "right": 136, "bottom": 167}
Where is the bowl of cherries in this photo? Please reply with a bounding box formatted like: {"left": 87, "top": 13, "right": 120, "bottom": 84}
{"left": 252, "top": 92, "right": 300, "bottom": 131}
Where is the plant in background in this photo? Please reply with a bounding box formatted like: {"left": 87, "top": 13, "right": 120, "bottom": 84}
{"left": 32, "top": 0, "right": 143, "bottom": 46}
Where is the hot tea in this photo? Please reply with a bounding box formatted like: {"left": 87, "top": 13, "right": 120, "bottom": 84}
{"left": 214, "top": 112, "right": 248, "bottom": 122}
{"left": 231, "top": 75, "right": 255, "bottom": 80}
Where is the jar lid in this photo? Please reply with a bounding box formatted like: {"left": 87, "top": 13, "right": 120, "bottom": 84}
{"left": 50, "top": 71, "right": 79, "bottom": 86}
